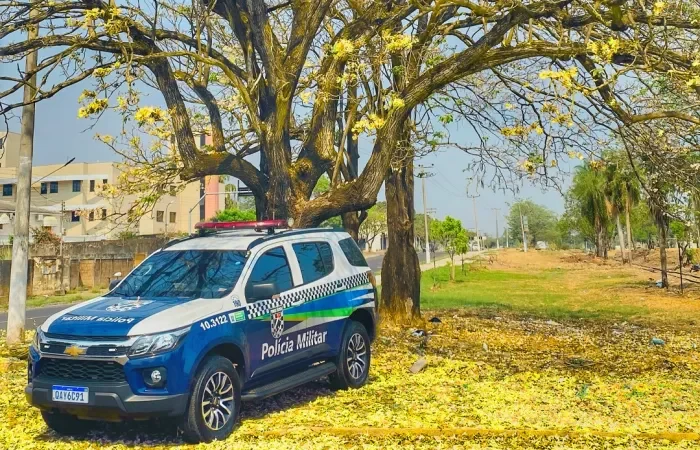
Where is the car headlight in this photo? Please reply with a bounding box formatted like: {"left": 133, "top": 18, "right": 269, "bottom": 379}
{"left": 31, "top": 327, "right": 44, "bottom": 351}
{"left": 128, "top": 327, "right": 189, "bottom": 358}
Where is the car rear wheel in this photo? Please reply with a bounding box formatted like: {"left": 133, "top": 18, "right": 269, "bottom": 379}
{"left": 41, "top": 411, "right": 91, "bottom": 435}
{"left": 329, "top": 321, "right": 371, "bottom": 390}
{"left": 181, "top": 356, "right": 241, "bottom": 443}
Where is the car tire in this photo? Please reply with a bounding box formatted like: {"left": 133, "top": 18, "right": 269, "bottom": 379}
{"left": 180, "top": 356, "right": 241, "bottom": 443}
{"left": 41, "top": 411, "right": 91, "bottom": 435}
{"left": 329, "top": 321, "right": 371, "bottom": 390}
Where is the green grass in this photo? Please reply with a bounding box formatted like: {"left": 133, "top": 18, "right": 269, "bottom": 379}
{"left": 0, "top": 289, "right": 106, "bottom": 311}
{"left": 421, "top": 265, "right": 649, "bottom": 321}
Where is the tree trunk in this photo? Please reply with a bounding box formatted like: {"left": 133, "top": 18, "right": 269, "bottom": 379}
{"left": 659, "top": 220, "right": 669, "bottom": 289}
{"left": 380, "top": 163, "right": 420, "bottom": 320}
{"left": 341, "top": 210, "right": 367, "bottom": 242}
{"left": 625, "top": 196, "right": 633, "bottom": 262}
{"left": 594, "top": 213, "right": 605, "bottom": 258}
{"left": 616, "top": 214, "right": 627, "bottom": 264}
{"left": 450, "top": 256, "right": 455, "bottom": 281}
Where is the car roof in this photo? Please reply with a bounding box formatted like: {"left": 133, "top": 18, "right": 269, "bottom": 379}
{"left": 164, "top": 228, "right": 348, "bottom": 252}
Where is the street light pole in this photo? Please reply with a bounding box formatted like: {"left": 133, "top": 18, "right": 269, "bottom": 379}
{"left": 505, "top": 214, "right": 509, "bottom": 248}
{"left": 164, "top": 201, "right": 175, "bottom": 236}
{"left": 417, "top": 164, "right": 434, "bottom": 264}
{"left": 466, "top": 194, "right": 480, "bottom": 252}
{"left": 492, "top": 208, "right": 501, "bottom": 249}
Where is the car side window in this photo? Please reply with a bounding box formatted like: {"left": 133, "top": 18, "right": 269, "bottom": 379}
{"left": 338, "top": 237, "right": 368, "bottom": 267}
{"left": 245, "top": 247, "right": 293, "bottom": 301}
{"left": 292, "top": 242, "right": 334, "bottom": 284}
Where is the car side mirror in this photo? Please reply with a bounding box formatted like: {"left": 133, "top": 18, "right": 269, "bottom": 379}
{"left": 109, "top": 279, "right": 121, "bottom": 291}
{"left": 246, "top": 282, "right": 278, "bottom": 302}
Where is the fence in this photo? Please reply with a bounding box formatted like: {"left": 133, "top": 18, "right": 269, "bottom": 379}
{"left": 0, "top": 236, "right": 167, "bottom": 300}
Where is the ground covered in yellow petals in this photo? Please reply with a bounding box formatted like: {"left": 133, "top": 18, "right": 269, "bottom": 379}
{"left": 1, "top": 250, "right": 699, "bottom": 449}
{"left": 2, "top": 309, "right": 700, "bottom": 449}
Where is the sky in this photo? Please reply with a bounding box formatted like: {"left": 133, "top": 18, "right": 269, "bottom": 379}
{"left": 4, "top": 83, "right": 570, "bottom": 237}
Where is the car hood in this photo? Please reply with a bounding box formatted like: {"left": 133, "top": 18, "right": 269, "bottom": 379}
{"left": 43, "top": 296, "right": 199, "bottom": 337}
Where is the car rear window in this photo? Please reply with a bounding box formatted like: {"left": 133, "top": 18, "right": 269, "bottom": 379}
{"left": 292, "top": 242, "right": 334, "bottom": 284}
{"left": 338, "top": 237, "right": 368, "bottom": 267}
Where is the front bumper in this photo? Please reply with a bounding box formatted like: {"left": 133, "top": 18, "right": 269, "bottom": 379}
{"left": 26, "top": 378, "right": 188, "bottom": 419}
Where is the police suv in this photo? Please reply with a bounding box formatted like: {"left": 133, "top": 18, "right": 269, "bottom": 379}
{"left": 26, "top": 220, "right": 377, "bottom": 443}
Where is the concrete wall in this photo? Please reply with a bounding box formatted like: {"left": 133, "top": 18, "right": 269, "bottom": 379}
{"left": 0, "top": 256, "right": 134, "bottom": 302}
{"left": 0, "top": 237, "right": 166, "bottom": 301}
{"left": 27, "top": 235, "right": 166, "bottom": 258}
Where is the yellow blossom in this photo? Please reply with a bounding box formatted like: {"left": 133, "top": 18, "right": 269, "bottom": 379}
{"left": 77, "top": 98, "right": 108, "bottom": 118}
{"left": 332, "top": 39, "right": 355, "bottom": 58}
{"left": 653, "top": 1, "right": 665, "bottom": 15}
{"left": 134, "top": 106, "right": 167, "bottom": 125}
{"left": 299, "top": 91, "right": 313, "bottom": 104}
{"left": 382, "top": 32, "right": 414, "bottom": 53}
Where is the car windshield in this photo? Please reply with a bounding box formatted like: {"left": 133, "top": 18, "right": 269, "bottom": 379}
{"left": 109, "top": 250, "right": 248, "bottom": 299}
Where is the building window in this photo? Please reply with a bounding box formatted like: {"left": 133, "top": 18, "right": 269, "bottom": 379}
{"left": 2, "top": 184, "right": 12, "bottom": 197}
{"left": 103, "top": 179, "right": 108, "bottom": 185}
{"left": 71, "top": 211, "right": 80, "bottom": 222}
{"left": 72, "top": 180, "right": 81, "bottom": 192}
{"left": 0, "top": 224, "right": 3, "bottom": 230}
{"left": 169, "top": 211, "right": 176, "bottom": 223}
{"left": 88, "top": 211, "right": 95, "bottom": 221}
{"left": 40, "top": 183, "right": 47, "bottom": 195}
{"left": 89, "top": 180, "right": 95, "bottom": 192}
{"left": 156, "top": 211, "right": 164, "bottom": 222}
{"left": 101, "top": 209, "right": 107, "bottom": 220}
{"left": 49, "top": 181, "right": 58, "bottom": 193}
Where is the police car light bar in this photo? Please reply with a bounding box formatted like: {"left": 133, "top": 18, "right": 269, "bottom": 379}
{"left": 194, "top": 219, "right": 291, "bottom": 232}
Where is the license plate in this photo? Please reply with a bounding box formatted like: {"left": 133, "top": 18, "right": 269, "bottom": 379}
{"left": 52, "top": 385, "right": 89, "bottom": 404}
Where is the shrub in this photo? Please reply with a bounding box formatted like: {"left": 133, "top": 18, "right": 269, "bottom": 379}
{"left": 213, "top": 208, "right": 256, "bottom": 222}
{"left": 31, "top": 227, "right": 61, "bottom": 246}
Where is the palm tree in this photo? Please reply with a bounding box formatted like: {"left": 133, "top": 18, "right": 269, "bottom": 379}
{"left": 623, "top": 177, "right": 641, "bottom": 260}
{"left": 572, "top": 163, "right": 610, "bottom": 258}
{"left": 605, "top": 163, "right": 627, "bottom": 263}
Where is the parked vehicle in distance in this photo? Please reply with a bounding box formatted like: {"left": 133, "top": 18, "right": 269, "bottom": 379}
{"left": 535, "top": 241, "right": 548, "bottom": 250}
{"left": 26, "top": 220, "right": 377, "bottom": 443}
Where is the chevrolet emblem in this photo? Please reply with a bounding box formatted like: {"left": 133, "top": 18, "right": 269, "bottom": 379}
{"left": 64, "top": 345, "right": 87, "bottom": 357}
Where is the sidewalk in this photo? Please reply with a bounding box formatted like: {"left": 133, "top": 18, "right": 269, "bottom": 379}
{"left": 375, "top": 250, "right": 485, "bottom": 285}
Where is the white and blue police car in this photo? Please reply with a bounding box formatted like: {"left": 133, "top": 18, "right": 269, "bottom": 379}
{"left": 26, "top": 220, "right": 377, "bottom": 442}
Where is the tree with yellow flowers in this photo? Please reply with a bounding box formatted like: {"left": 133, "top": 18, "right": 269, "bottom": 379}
{"left": 2, "top": 0, "right": 700, "bottom": 317}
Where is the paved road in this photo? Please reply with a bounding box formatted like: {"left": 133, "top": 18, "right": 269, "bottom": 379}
{"left": 365, "top": 250, "right": 446, "bottom": 272}
{"left": 0, "top": 303, "right": 79, "bottom": 332}
{"left": 0, "top": 250, "right": 447, "bottom": 329}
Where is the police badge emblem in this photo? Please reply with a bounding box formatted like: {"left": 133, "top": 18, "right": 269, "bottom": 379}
{"left": 270, "top": 309, "right": 284, "bottom": 339}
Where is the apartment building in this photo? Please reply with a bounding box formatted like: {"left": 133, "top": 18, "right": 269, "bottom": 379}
{"left": 0, "top": 132, "right": 227, "bottom": 242}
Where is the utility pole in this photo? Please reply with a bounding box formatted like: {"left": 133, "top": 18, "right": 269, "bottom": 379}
{"left": 58, "top": 201, "right": 65, "bottom": 294}
{"left": 467, "top": 194, "right": 480, "bottom": 251}
{"left": 518, "top": 203, "right": 528, "bottom": 252}
{"left": 417, "top": 164, "right": 434, "bottom": 264}
{"left": 505, "top": 218, "right": 509, "bottom": 248}
{"left": 492, "top": 208, "right": 501, "bottom": 249}
{"left": 7, "top": 6, "right": 39, "bottom": 344}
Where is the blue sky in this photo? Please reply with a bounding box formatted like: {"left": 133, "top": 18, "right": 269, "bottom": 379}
{"left": 5, "top": 82, "right": 568, "bottom": 236}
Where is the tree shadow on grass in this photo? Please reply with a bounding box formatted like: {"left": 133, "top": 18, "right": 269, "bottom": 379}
{"left": 32, "top": 379, "right": 335, "bottom": 446}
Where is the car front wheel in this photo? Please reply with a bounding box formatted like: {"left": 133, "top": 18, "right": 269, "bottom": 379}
{"left": 330, "top": 321, "right": 371, "bottom": 389}
{"left": 181, "top": 356, "right": 241, "bottom": 443}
